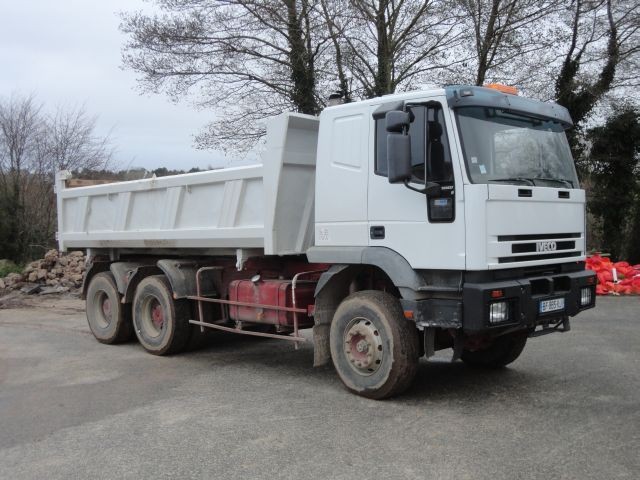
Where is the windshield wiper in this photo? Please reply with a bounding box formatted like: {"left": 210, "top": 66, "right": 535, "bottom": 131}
{"left": 531, "top": 177, "right": 574, "bottom": 188}
{"left": 489, "top": 177, "right": 535, "bottom": 186}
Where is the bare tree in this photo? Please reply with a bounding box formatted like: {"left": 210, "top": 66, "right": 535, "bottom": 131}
{"left": 611, "top": 0, "right": 640, "bottom": 90}
{"left": 0, "top": 94, "right": 112, "bottom": 261}
{"left": 552, "top": 0, "right": 639, "bottom": 160}
{"left": 119, "top": 0, "right": 636, "bottom": 159}
{"left": 442, "top": 0, "right": 637, "bottom": 116}
{"left": 0, "top": 94, "right": 43, "bottom": 260}
{"left": 318, "top": 0, "right": 353, "bottom": 101}
{"left": 322, "top": 0, "right": 463, "bottom": 98}
{"left": 121, "top": 0, "right": 467, "bottom": 150}
{"left": 27, "top": 105, "right": 113, "bottom": 253}
{"left": 41, "top": 105, "right": 112, "bottom": 172}
{"left": 121, "top": 0, "right": 329, "bottom": 152}
{"left": 556, "top": 0, "right": 618, "bottom": 127}
{"left": 449, "top": 0, "right": 564, "bottom": 88}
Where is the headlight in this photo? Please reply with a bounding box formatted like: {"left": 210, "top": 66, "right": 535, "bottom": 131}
{"left": 580, "top": 287, "right": 592, "bottom": 306}
{"left": 489, "top": 301, "right": 511, "bottom": 324}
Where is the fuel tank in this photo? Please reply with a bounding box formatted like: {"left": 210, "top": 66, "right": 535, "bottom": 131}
{"left": 228, "top": 279, "right": 316, "bottom": 328}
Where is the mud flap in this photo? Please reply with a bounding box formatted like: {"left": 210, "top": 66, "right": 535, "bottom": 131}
{"left": 313, "top": 323, "right": 331, "bottom": 367}
{"left": 451, "top": 331, "right": 464, "bottom": 362}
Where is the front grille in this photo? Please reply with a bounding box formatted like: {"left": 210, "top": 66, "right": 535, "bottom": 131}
{"left": 493, "top": 232, "right": 583, "bottom": 265}
{"left": 512, "top": 240, "right": 576, "bottom": 254}
{"left": 498, "top": 233, "right": 581, "bottom": 242}
{"left": 498, "top": 252, "right": 582, "bottom": 264}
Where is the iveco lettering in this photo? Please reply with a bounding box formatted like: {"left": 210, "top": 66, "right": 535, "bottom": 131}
{"left": 537, "top": 241, "right": 558, "bottom": 252}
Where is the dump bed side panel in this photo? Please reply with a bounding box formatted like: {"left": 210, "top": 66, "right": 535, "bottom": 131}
{"left": 56, "top": 112, "right": 319, "bottom": 255}
{"left": 56, "top": 165, "right": 266, "bottom": 251}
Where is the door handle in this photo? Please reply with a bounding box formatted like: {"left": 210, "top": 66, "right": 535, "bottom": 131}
{"left": 370, "top": 226, "right": 385, "bottom": 239}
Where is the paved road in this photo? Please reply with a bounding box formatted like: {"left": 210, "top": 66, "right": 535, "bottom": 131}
{"left": 0, "top": 295, "right": 638, "bottom": 479}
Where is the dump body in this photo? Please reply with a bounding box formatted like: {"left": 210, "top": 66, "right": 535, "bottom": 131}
{"left": 56, "top": 113, "right": 319, "bottom": 256}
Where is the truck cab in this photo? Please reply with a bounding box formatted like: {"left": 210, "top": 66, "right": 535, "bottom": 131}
{"left": 309, "top": 85, "right": 595, "bottom": 378}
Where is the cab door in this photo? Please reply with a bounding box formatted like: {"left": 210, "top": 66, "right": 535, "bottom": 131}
{"left": 367, "top": 97, "right": 466, "bottom": 270}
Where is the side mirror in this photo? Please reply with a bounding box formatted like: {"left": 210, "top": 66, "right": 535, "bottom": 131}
{"left": 387, "top": 133, "right": 411, "bottom": 183}
{"left": 385, "top": 111, "right": 411, "bottom": 133}
{"left": 385, "top": 110, "right": 412, "bottom": 184}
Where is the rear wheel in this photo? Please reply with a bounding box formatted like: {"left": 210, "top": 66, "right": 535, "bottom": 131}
{"left": 133, "top": 275, "right": 190, "bottom": 355}
{"left": 86, "top": 272, "right": 133, "bottom": 344}
{"left": 330, "top": 291, "right": 419, "bottom": 399}
{"left": 461, "top": 332, "right": 528, "bottom": 368}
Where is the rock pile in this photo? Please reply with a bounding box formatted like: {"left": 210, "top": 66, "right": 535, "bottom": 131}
{"left": 0, "top": 250, "right": 85, "bottom": 294}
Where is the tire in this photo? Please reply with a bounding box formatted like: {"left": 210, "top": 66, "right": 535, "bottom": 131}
{"left": 461, "top": 332, "right": 528, "bottom": 368}
{"left": 85, "top": 272, "right": 134, "bottom": 344}
{"left": 132, "top": 275, "right": 190, "bottom": 355}
{"left": 330, "top": 290, "right": 420, "bottom": 399}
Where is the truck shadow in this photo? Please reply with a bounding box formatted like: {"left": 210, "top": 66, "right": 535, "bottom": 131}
{"left": 402, "top": 359, "right": 537, "bottom": 402}
{"left": 183, "top": 333, "right": 538, "bottom": 403}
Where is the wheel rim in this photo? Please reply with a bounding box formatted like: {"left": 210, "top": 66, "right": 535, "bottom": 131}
{"left": 141, "top": 296, "right": 165, "bottom": 338}
{"left": 343, "top": 317, "right": 384, "bottom": 376}
{"left": 93, "top": 291, "right": 112, "bottom": 328}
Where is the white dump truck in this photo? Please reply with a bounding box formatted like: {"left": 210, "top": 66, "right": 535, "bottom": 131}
{"left": 57, "top": 84, "right": 596, "bottom": 398}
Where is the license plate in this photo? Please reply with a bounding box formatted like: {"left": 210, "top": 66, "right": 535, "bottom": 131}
{"left": 539, "top": 297, "right": 565, "bottom": 314}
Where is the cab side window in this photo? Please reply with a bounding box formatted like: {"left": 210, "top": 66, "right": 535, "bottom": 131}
{"left": 427, "top": 107, "right": 453, "bottom": 184}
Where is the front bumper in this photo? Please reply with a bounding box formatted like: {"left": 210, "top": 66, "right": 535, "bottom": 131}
{"left": 462, "top": 269, "right": 596, "bottom": 333}
{"left": 400, "top": 269, "right": 596, "bottom": 334}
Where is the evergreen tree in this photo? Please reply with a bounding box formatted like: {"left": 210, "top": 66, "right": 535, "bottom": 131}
{"left": 588, "top": 105, "right": 640, "bottom": 260}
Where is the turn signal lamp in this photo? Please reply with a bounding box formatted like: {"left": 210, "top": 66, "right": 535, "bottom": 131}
{"left": 484, "top": 83, "right": 518, "bottom": 95}
{"left": 490, "top": 289, "right": 504, "bottom": 299}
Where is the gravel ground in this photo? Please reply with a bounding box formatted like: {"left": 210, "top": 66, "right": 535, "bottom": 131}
{"left": 0, "top": 295, "right": 638, "bottom": 480}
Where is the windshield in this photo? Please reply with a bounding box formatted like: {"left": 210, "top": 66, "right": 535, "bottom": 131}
{"left": 456, "top": 106, "right": 579, "bottom": 188}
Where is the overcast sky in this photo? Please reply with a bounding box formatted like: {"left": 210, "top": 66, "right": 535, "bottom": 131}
{"left": 0, "top": 0, "right": 230, "bottom": 171}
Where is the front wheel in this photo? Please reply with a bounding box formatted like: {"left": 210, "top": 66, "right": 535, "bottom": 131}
{"left": 330, "top": 291, "right": 420, "bottom": 399}
{"left": 461, "top": 332, "right": 528, "bottom": 368}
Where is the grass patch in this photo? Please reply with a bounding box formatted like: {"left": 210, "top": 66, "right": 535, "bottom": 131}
{"left": 0, "top": 260, "right": 24, "bottom": 278}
